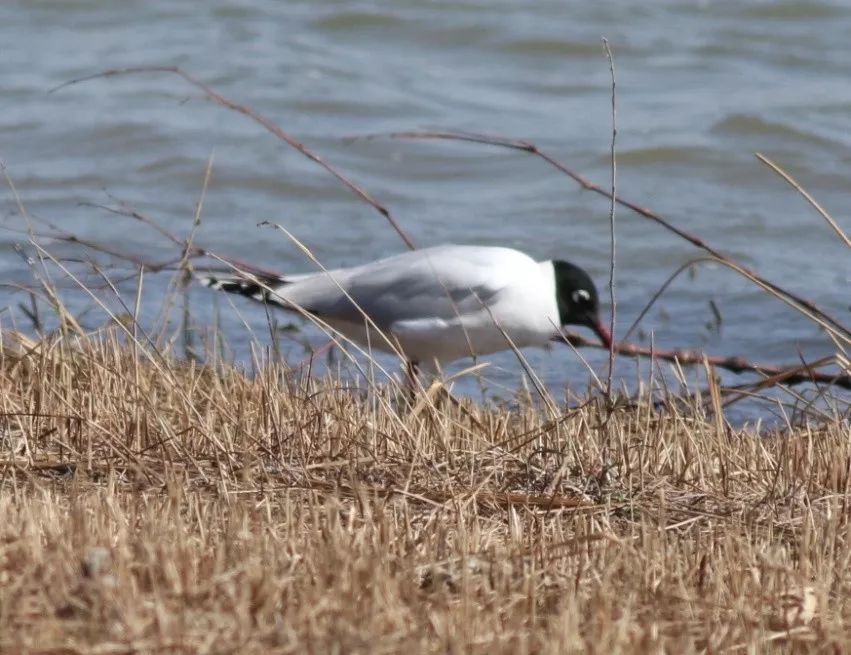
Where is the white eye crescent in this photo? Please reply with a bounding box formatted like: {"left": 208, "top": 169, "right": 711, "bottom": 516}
{"left": 572, "top": 289, "right": 591, "bottom": 304}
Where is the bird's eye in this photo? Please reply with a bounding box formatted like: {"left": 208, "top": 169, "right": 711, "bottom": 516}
{"left": 571, "top": 289, "right": 591, "bottom": 304}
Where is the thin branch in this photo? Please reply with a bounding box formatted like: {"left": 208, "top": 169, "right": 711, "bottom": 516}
{"left": 51, "top": 66, "right": 416, "bottom": 251}
{"left": 83, "top": 197, "right": 183, "bottom": 246}
{"left": 0, "top": 217, "right": 162, "bottom": 270}
{"left": 555, "top": 331, "right": 850, "bottom": 391}
{"left": 349, "top": 129, "right": 850, "bottom": 343}
{"left": 78, "top": 200, "right": 285, "bottom": 278}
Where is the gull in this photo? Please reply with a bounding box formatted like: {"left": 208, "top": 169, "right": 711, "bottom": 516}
{"left": 201, "top": 244, "right": 611, "bottom": 371}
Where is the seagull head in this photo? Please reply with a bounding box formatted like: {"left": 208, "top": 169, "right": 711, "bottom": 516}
{"left": 553, "top": 260, "right": 612, "bottom": 349}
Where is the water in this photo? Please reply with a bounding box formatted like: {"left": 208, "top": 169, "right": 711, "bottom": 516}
{"left": 2, "top": 0, "right": 849, "bottom": 416}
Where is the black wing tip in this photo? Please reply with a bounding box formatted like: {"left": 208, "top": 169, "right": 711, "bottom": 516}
{"left": 200, "top": 275, "right": 248, "bottom": 291}
{"left": 200, "top": 275, "right": 222, "bottom": 289}
{"left": 199, "top": 273, "right": 295, "bottom": 308}
{"left": 202, "top": 276, "right": 261, "bottom": 295}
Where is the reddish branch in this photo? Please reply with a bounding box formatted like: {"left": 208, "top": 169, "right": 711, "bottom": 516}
{"left": 351, "top": 129, "right": 850, "bottom": 343}
{"left": 558, "top": 331, "right": 851, "bottom": 391}
{"left": 7, "top": 202, "right": 286, "bottom": 279}
{"left": 51, "top": 66, "right": 416, "bottom": 251}
{"left": 75, "top": 200, "right": 284, "bottom": 278}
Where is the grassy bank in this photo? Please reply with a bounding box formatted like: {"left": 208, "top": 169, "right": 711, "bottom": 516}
{"left": 0, "top": 330, "right": 848, "bottom": 654}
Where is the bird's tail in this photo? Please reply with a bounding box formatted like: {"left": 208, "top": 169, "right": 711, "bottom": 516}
{"left": 199, "top": 272, "right": 290, "bottom": 307}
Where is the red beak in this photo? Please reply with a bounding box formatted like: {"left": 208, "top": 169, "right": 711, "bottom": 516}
{"left": 593, "top": 319, "right": 613, "bottom": 349}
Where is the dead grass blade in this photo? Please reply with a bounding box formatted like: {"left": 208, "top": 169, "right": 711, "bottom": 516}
{"left": 756, "top": 152, "right": 851, "bottom": 248}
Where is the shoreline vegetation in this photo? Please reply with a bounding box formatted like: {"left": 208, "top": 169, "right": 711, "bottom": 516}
{"left": 0, "top": 329, "right": 848, "bottom": 652}
{"left": 0, "top": 66, "right": 847, "bottom": 651}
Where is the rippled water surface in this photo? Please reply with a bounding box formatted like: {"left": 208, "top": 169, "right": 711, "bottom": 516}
{"left": 2, "top": 1, "right": 849, "bottom": 415}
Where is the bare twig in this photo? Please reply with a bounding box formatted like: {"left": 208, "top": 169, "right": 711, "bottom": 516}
{"left": 75, "top": 200, "right": 285, "bottom": 278}
{"left": 555, "top": 331, "right": 850, "bottom": 390}
{"left": 350, "top": 129, "right": 850, "bottom": 343}
{"left": 52, "top": 66, "right": 416, "bottom": 250}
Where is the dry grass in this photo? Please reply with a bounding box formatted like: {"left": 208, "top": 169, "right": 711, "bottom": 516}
{"left": 0, "top": 328, "right": 848, "bottom": 654}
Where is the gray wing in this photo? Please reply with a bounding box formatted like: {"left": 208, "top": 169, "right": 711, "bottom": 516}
{"left": 276, "top": 246, "right": 519, "bottom": 330}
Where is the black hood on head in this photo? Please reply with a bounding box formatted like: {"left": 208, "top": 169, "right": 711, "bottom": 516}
{"left": 552, "top": 260, "right": 612, "bottom": 347}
